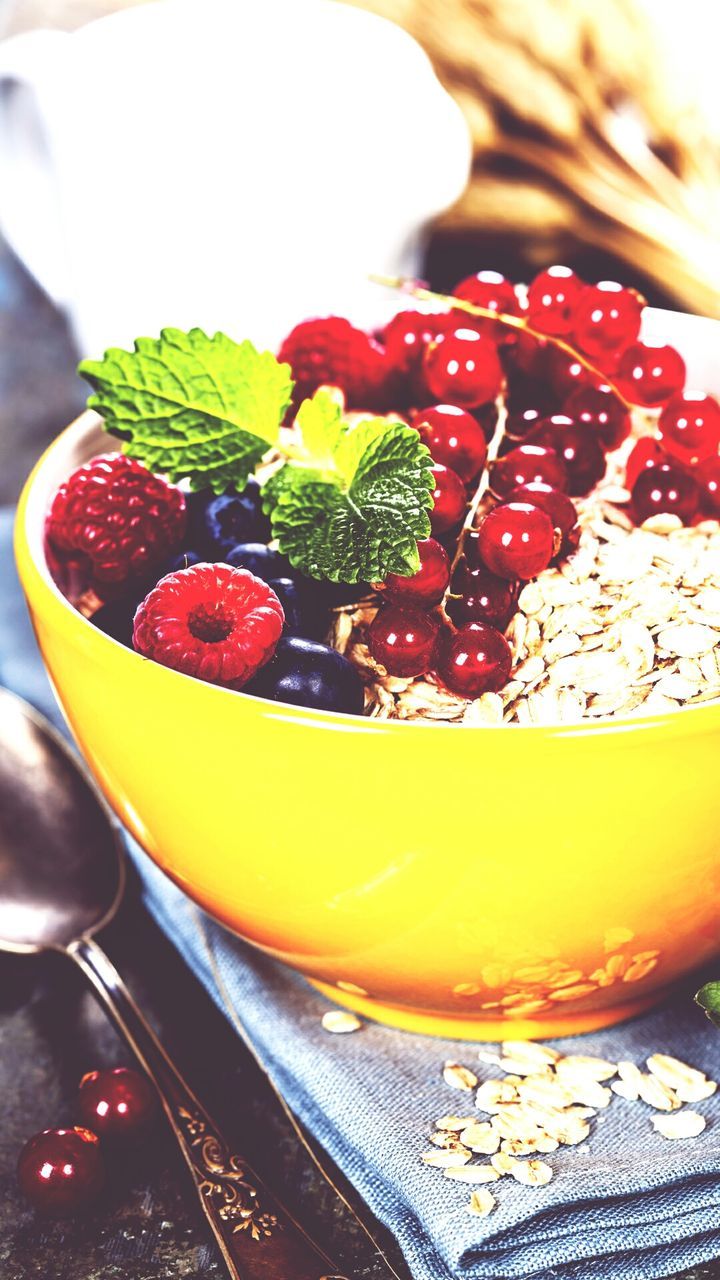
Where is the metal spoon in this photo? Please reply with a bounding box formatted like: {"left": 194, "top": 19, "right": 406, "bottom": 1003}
{"left": 0, "top": 687, "right": 348, "bottom": 1280}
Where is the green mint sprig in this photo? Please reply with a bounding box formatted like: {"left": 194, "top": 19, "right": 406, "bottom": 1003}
{"left": 696, "top": 981, "right": 720, "bottom": 1029}
{"left": 264, "top": 389, "right": 434, "bottom": 582}
{"left": 79, "top": 330, "right": 434, "bottom": 584}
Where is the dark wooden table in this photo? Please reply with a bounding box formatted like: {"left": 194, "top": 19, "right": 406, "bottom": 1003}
{"left": 0, "top": 236, "right": 717, "bottom": 1280}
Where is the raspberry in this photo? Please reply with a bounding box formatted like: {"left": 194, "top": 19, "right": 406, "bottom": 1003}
{"left": 133, "top": 563, "right": 284, "bottom": 689}
{"left": 47, "top": 453, "right": 186, "bottom": 585}
{"left": 278, "top": 316, "right": 393, "bottom": 410}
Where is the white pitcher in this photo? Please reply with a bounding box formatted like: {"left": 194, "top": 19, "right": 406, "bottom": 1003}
{"left": 0, "top": 0, "right": 471, "bottom": 357}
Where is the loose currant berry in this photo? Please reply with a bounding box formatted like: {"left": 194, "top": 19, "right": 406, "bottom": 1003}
{"left": 78, "top": 1068, "right": 157, "bottom": 1142}
{"left": 506, "top": 482, "right": 578, "bottom": 546}
{"left": 414, "top": 404, "right": 488, "bottom": 482}
{"left": 381, "top": 309, "right": 457, "bottom": 378}
{"left": 448, "top": 563, "right": 518, "bottom": 630}
{"left": 631, "top": 464, "right": 700, "bottom": 525}
{"left": 625, "top": 437, "right": 670, "bottom": 489}
{"left": 383, "top": 538, "right": 450, "bottom": 607}
{"left": 572, "top": 281, "right": 643, "bottom": 365}
{"left": 695, "top": 457, "right": 720, "bottom": 516}
{"left": 528, "top": 415, "right": 606, "bottom": 495}
{"left": 563, "top": 384, "right": 631, "bottom": 451}
{"left": 437, "top": 623, "right": 512, "bottom": 697}
{"left": 452, "top": 270, "right": 523, "bottom": 342}
{"left": 526, "top": 266, "right": 584, "bottom": 336}
{"left": 615, "top": 341, "right": 686, "bottom": 408}
{"left": 17, "top": 1128, "right": 104, "bottom": 1214}
{"left": 477, "top": 503, "right": 555, "bottom": 580}
{"left": 368, "top": 605, "right": 441, "bottom": 677}
{"left": 658, "top": 392, "right": 720, "bottom": 465}
{"left": 422, "top": 328, "right": 504, "bottom": 408}
{"left": 490, "top": 444, "right": 568, "bottom": 499}
{"left": 429, "top": 464, "right": 467, "bottom": 534}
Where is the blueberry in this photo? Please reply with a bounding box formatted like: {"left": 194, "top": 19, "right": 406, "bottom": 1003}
{"left": 90, "top": 596, "right": 141, "bottom": 649}
{"left": 267, "top": 577, "right": 312, "bottom": 638}
{"left": 247, "top": 637, "right": 364, "bottom": 715}
{"left": 190, "top": 480, "right": 271, "bottom": 557}
{"left": 225, "top": 542, "right": 290, "bottom": 579}
{"left": 161, "top": 548, "right": 203, "bottom": 574}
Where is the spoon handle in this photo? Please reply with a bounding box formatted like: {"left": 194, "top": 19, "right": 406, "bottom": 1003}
{"left": 68, "top": 935, "right": 350, "bottom": 1280}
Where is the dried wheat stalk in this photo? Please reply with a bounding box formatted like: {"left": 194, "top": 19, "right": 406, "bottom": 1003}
{"left": 351, "top": 0, "right": 720, "bottom": 316}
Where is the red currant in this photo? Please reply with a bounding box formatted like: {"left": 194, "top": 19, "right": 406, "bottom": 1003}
{"left": 452, "top": 271, "right": 523, "bottom": 342}
{"left": 437, "top": 622, "right": 512, "bottom": 697}
{"left": 658, "top": 392, "right": 720, "bottom": 466}
{"left": 528, "top": 415, "right": 606, "bottom": 496}
{"left": 615, "top": 341, "right": 686, "bottom": 408}
{"left": 382, "top": 309, "right": 457, "bottom": 377}
{"left": 506, "top": 482, "right": 578, "bottom": 545}
{"left": 422, "top": 328, "right": 504, "bottom": 408}
{"left": 474, "top": 401, "right": 500, "bottom": 443}
{"left": 506, "top": 329, "right": 549, "bottom": 378}
{"left": 505, "top": 407, "right": 546, "bottom": 443}
{"left": 631, "top": 464, "right": 700, "bottom": 525}
{"left": 572, "top": 281, "right": 643, "bottom": 365}
{"left": 526, "top": 266, "right": 584, "bottom": 336}
{"left": 563, "top": 384, "right": 631, "bottom": 451}
{"left": 78, "top": 1067, "right": 157, "bottom": 1142}
{"left": 368, "top": 605, "right": 440, "bottom": 677}
{"left": 17, "top": 1127, "right": 104, "bottom": 1214}
{"left": 429, "top": 464, "right": 466, "bottom": 534}
{"left": 545, "top": 346, "right": 597, "bottom": 399}
{"left": 490, "top": 444, "right": 568, "bottom": 499}
{"left": 414, "top": 404, "right": 488, "bottom": 482}
{"left": 625, "top": 437, "right": 670, "bottom": 489}
{"left": 695, "top": 457, "right": 720, "bottom": 516}
{"left": 384, "top": 538, "right": 449, "bottom": 606}
{"left": 448, "top": 563, "right": 518, "bottom": 630}
{"left": 477, "top": 503, "right": 555, "bottom": 580}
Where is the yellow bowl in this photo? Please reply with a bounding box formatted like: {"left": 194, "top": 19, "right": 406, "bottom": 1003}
{"left": 15, "top": 401, "right": 720, "bottom": 1041}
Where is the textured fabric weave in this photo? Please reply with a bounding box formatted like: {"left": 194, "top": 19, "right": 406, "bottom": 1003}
{"left": 2, "top": 508, "right": 719, "bottom": 1280}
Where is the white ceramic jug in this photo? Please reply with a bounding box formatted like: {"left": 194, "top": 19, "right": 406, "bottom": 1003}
{"left": 0, "top": 0, "right": 471, "bottom": 356}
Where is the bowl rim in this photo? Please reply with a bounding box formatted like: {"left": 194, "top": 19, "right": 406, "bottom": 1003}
{"left": 14, "top": 409, "right": 720, "bottom": 740}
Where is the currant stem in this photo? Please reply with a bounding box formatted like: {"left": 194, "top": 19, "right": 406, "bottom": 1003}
{"left": 436, "top": 398, "right": 508, "bottom": 629}
{"left": 369, "top": 273, "right": 634, "bottom": 412}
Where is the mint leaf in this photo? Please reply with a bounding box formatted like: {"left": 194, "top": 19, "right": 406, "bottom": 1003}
{"left": 294, "top": 388, "right": 345, "bottom": 468}
{"left": 267, "top": 420, "right": 434, "bottom": 582}
{"left": 79, "top": 328, "right": 293, "bottom": 493}
{"left": 696, "top": 981, "right": 720, "bottom": 1029}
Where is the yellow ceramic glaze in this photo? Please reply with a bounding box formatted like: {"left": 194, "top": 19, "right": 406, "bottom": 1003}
{"left": 14, "top": 413, "right": 720, "bottom": 1040}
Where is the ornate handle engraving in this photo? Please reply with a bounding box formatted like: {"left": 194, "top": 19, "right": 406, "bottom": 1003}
{"left": 179, "top": 1106, "right": 278, "bottom": 1241}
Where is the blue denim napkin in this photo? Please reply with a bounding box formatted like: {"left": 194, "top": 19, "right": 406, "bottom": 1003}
{"left": 3, "top": 506, "right": 720, "bottom": 1280}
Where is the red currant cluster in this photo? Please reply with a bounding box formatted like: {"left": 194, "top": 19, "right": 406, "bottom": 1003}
{"left": 16, "top": 1067, "right": 156, "bottom": 1215}
{"left": 625, "top": 394, "right": 720, "bottom": 525}
{"left": 357, "top": 271, "right": 654, "bottom": 700}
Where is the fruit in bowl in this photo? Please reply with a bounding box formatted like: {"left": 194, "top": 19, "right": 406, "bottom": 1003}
{"left": 14, "top": 268, "right": 720, "bottom": 1040}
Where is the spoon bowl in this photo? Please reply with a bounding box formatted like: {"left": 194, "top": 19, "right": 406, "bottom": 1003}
{"left": 0, "top": 687, "right": 123, "bottom": 953}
